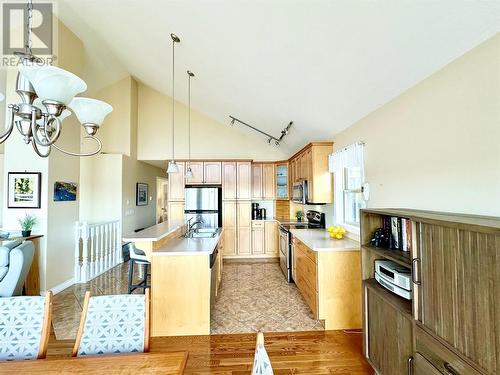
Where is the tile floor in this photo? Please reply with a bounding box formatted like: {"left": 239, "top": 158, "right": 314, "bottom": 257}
{"left": 52, "top": 260, "right": 323, "bottom": 340}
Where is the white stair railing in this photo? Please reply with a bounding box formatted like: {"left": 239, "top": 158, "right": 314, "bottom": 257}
{"left": 74, "top": 220, "right": 122, "bottom": 283}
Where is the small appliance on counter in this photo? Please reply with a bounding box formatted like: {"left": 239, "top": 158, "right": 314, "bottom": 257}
{"left": 259, "top": 208, "right": 267, "bottom": 220}
{"left": 374, "top": 260, "right": 412, "bottom": 300}
{"left": 252, "top": 203, "right": 259, "bottom": 220}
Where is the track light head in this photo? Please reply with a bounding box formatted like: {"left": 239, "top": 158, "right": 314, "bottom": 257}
{"left": 267, "top": 138, "right": 272, "bottom": 145}
{"left": 230, "top": 118, "right": 235, "bottom": 126}
{"left": 187, "top": 70, "right": 195, "bottom": 77}
{"left": 275, "top": 141, "right": 280, "bottom": 147}
{"left": 171, "top": 33, "right": 180, "bottom": 43}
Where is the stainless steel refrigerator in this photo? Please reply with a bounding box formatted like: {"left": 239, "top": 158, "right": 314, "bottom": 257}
{"left": 184, "top": 186, "right": 222, "bottom": 228}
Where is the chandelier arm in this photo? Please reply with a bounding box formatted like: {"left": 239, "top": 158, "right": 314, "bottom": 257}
{"left": 51, "top": 136, "right": 102, "bottom": 157}
{"left": 31, "top": 115, "right": 62, "bottom": 147}
{"left": 31, "top": 139, "right": 51, "bottom": 158}
{"left": 0, "top": 105, "right": 17, "bottom": 144}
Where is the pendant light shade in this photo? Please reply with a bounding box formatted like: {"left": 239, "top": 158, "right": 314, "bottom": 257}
{"left": 19, "top": 65, "right": 87, "bottom": 105}
{"left": 0, "top": 93, "right": 4, "bottom": 102}
{"left": 185, "top": 166, "right": 194, "bottom": 178}
{"left": 167, "top": 160, "right": 179, "bottom": 174}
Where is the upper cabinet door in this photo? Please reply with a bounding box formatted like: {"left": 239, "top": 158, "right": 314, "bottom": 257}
{"left": 222, "top": 162, "right": 237, "bottom": 200}
{"left": 236, "top": 162, "right": 252, "bottom": 200}
{"left": 168, "top": 162, "right": 185, "bottom": 201}
{"left": 276, "top": 163, "right": 289, "bottom": 200}
{"left": 262, "top": 163, "right": 276, "bottom": 200}
{"left": 252, "top": 164, "right": 263, "bottom": 200}
{"left": 204, "top": 162, "right": 222, "bottom": 184}
{"left": 185, "top": 162, "right": 204, "bottom": 184}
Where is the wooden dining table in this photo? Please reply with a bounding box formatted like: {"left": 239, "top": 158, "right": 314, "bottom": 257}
{"left": 0, "top": 352, "right": 188, "bottom": 374}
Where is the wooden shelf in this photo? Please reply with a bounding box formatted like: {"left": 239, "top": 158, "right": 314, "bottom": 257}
{"left": 363, "top": 278, "right": 413, "bottom": 318}
{"left": 362, "top": 244, "right": 411, "bottom": 267}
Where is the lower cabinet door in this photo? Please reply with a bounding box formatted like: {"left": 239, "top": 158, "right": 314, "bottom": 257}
{"left": 252, "top": 228, "right": 265, "bottom": 254}
{"left": 222, "top": 228, "right": 237, "bottom": 256}
{"left": 237, "top": 227, "right": 251, "bottom": 255}
{"left": 413, "top": 353, "right": 442, "bottom": 375}
{"left": 366, "top": 286, "right": 413, "bottom": 375}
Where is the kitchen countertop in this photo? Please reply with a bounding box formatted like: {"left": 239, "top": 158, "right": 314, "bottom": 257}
{"left": 122, "top": 220, "right": 185, "bottom": 242}
{"left": 290, "top": 228, "right": 360, "bottom": 252}
{"left": 152, "top": 230, "right": 222, "bottom": 256}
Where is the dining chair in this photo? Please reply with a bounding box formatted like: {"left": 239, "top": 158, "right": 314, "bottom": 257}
{"left": 251, "top": 332, "right": 274, "bottom": 375}
{"left": 0, "top": 291, "right": 53, "bottom": 361}
{"left": 72, "top": 289, "right": 150, "bottom": 357}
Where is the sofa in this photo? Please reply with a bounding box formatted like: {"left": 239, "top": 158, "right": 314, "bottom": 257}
{"left": 0, "top": 240, "right": 34, "bottom": 297}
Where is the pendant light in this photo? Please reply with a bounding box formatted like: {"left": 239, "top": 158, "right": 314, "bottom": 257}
{"left": 185, "top": 71, "right": 195, "bottom": 178}
{"left": 167, "top": 33, "right": 181, "bottom": 174}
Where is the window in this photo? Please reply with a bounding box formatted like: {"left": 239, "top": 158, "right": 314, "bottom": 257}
{"left": 329, "top": 143, "right": 366, "bottom": 232}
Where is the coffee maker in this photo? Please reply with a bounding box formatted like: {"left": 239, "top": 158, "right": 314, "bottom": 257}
{"left": 252, "top": 203, "right": 259, "bottom": 220}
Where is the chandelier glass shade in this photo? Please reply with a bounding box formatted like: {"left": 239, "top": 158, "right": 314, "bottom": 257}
{"left": 19, "top": 65, "right": 87, "bottom": 105}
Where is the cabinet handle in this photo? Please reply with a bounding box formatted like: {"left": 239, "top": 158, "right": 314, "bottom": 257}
{"left": 444, "top": 362, "right": 459, "bottom": 375}
{"left": 407, "top": 356, "right": 413, "bottom": 375}
{"left": 412, "top": 258, "right": 421, "bottom": 285}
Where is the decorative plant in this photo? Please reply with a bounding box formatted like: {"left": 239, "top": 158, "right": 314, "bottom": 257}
{"left": 18, "top": 213, "right": 37, "bottom": 231}
{"left": 295, "top": 210, "right": 304, "bottom": 221}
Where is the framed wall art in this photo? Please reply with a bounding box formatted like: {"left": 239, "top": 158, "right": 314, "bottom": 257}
{"left": 136, "top": 183, "right": 148, "bottom": 206}
{"left": 54, "top": 182, "right": 78, "bottom": 202}
{"left": 8, "top": 172, "right": 42, "bottom": 209}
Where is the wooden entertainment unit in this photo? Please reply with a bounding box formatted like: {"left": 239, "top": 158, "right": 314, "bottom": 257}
{"left": 361, "top": 208, "right": 499, "bottom": 375}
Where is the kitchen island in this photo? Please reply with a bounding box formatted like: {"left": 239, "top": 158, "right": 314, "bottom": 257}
{"left": 123, "top": 222, "right": 224, "bottom": 337}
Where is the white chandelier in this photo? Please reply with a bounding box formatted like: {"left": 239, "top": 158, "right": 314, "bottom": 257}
{"left": 3, "top": 0, "right": 112, "bottom": 157}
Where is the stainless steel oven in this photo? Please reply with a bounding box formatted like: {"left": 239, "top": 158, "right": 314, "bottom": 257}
{"left": 279, "top": 225, "right": 292, "bottom": 282}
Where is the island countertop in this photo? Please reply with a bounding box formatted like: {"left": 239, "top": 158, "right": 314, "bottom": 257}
{"left": 122, "top": 220, "right": 185, "bottom": 242}
{"left": 152, "top": 231, "right": 222, "bottom": 256}
{"left": 290, "top": 228, "right": 360, "bottom": 252}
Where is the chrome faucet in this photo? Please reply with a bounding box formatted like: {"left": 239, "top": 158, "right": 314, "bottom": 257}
{"left": 185, "top": 217, "right": 204, "bottom": 237}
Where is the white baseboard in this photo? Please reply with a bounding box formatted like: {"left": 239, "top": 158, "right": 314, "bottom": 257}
{"left": 42, "top": 277, "right": 75, "bottom": 295}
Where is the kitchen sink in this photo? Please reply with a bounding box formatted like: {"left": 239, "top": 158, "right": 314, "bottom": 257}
{"left": 184, "top": 228, "right": 220, "bottom": 238}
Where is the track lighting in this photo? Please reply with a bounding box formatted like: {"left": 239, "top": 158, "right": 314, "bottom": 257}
{"left": 229, "top": 116, "right": 293, "bottom": 146}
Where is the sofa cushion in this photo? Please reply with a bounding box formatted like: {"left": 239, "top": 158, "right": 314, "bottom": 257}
{"left": 0, "top": 246, "right": 9, "bottom": 267}
{"left": 0, "top": 265, "right": 7, "bottom": 281}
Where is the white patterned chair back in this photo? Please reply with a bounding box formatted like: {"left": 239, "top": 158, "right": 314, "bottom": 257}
{"left": 0, "top": 293, "right": 52, "bottom": 361}
{"left": 251, "top": 332, "right": 274, "bottom": 375}
{"left": 74, "top": 292, "right": 149, "bottom": 357}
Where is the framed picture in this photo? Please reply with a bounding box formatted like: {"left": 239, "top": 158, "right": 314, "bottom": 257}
{"left": 8, "top": 172, "right": 42, "bottom": 209}
{"left": 54, "top": 182, "right": 78, "bottom": 202}
{"left": 136, "top": 183, "right": 148, "bottom": 206}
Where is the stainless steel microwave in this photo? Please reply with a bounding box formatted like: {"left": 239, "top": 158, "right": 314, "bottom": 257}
{"left": 292, "top": 180, "right": 308, "bottom": 204}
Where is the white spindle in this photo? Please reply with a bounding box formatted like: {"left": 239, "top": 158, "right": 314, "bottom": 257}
{"left": 81, "top": 222, "right": 89, "bottom": 283}
{"left": 89, "top": 227, "right": 95, "bottom": 279}
{"left": 74, "top": 222, "right": 81, "bottom": 283}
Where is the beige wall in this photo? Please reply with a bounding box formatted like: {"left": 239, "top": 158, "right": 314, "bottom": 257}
{"left": 333, "top": 33, "right": 500, "bottom": 216}
{"left": 137, "top": 83, "right": 288, "bottom": 161}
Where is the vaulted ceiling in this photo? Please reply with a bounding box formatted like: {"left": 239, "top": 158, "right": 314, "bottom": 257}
{"left": 58, "top": 0, "right": 500, "bottom": 153}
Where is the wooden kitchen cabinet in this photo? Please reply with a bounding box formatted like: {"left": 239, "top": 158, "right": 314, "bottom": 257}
{"left": 185, "top": 162, "right": 204, "bottom": 184}
{"left": 222, "top": 201, "right": 237, "bottom": 227}
{"left": 167, "top": 201, "right": 185, "bottom": 223}
{"left": 264, "top": 221, "right": 278, "bottom": 256}
{"left": 365, "top": 280, "right": 413, "bottom": 375}
{"left": 222, "top": 228, "right": 236, "bottom": 256}
{"left": 203, "top": 162, "right": 222, "bottom": 184}
{"left": 251, "top": 163, "right": 263, "bottom": 199}
{"left": 237, "top": 202, "right": 251, "bottom": 227}
{"left": 288, "top": 143, "right": 333, "bottom": 203}
{"left": 292, "top": 236, "right": 361, "bottom": 330}
{"left": 262, "top": 163, "right": 275, "bottom": 199}
{"left": 222, "top": 162, "right": 237, "bottom": 200}
{"left": 168, "top": 162, "right": 185, "bottom": 201}
{"left": 275, "top": 163, "right": 289, "bottom": 200}
{"left": 251, "top": 224, "right": 265, "bottom": 255}
{"left": 237, "top": 227, "right": 251, "bottom": 255}
{"left": 236, "top": 162, "right": 252, "bottom": 200}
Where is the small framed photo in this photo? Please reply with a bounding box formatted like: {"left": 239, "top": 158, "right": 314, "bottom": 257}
{"left": 8, "top": 172, "right": 42, "bottom": 209}
{"left": 54, "top": 182, "right": 78, "bottom": 202}
{"left": 136, "top": 183, "right": 148, "bottom": 206}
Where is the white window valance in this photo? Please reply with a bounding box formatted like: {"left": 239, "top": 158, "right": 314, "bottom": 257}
{"left": 329, "top": 142, "right": 365, "bottom": 178}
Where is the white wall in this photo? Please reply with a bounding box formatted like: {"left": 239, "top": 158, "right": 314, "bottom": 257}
{"left": 332, "top": 33, "right": 500, "bottom": 216}
{"left": 137, "top": 83, "right": 288, "bottom": 162}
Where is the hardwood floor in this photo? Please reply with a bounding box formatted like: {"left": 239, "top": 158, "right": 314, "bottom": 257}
{"left": 47, "top": 330, "right": 373, "bottom": 374}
